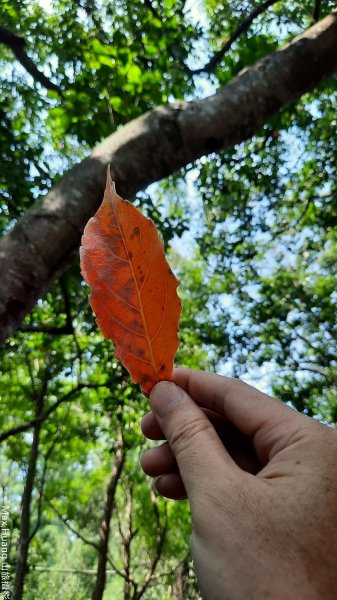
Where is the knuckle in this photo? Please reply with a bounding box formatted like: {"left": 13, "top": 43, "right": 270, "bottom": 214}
{"left": 168, "top": 414, "right": 213, "bottom": 457}
{"left": 217, "top": 376, "right": 241, "bottom": 401}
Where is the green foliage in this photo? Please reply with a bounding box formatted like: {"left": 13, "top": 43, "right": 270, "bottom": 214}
{"left": 195, "top": 86, "right": 337, "bottom": 419}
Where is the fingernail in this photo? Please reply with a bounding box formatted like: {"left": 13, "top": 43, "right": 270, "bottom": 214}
{"left": 150, "top": 381, "right": 184, "bottom": 418}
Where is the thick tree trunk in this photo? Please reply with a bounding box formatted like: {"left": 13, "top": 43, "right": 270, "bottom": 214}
{"left": 13, "top": 376, "right": 47, "bottom": 600}
{"left": 0, "top": 12, "right": 337, "bottom": 344}
{"left": 91, "top": 437, "right": 125, "bottom": 600}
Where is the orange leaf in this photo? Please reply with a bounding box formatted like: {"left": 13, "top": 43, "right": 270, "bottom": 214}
{"left": 79, "top": 168, "right": 182, "bottom": 395}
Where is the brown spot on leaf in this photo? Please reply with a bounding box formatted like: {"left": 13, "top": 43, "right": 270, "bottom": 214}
{"left": 130, "top": 226, "right": 140, "bottom": 240}
{"left": 130, "top": 319, "right": 144, "bottom": 331}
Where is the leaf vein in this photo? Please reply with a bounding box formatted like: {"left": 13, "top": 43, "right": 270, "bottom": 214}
{"left": 150, "top": 275, "right": 167, "bottom": 343}
{"left": 100, "top": 303, "right": 146, "bottom": 339}
{"left": 99, "top": 278, "right": 140, "bottom": 312}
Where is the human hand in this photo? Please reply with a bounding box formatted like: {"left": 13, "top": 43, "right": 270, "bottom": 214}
{"left": 141, "top": 368, "right": 337, "bottom": 600}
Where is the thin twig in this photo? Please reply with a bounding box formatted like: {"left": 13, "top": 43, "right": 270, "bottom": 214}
{"left": 189, "top": 0, "right": 279, "bottom": 74}
{"left": 44, "top": 495, "right": 101, "bottom": 551}
{"left": 59, "top": 276, "right": 83, "bottom": 381}
{"left": 135, "top": 496, "right": 168, "bottom": 599}
{"left": 104, "top": 88, "right": 115, "bottom": 130}
{"left": 144, "top": 0, "right": 161, "bottom": 20}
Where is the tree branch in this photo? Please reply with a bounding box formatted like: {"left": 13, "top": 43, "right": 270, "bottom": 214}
{"left": 13, "top": 368, "right": 50, "bottom": 600}
{"left": 143, "top": 0, "right": 161, "bottom": 20}
{"left": 0, "top": 381, "right": 117, "bottom": 444}
{"left": 134, "top": 494, "right": 168, "bottom": 600}
{"left": 18, "top": 324, "right": 73, "bottom": 335}
{"left": 44, "top": 496, "right": 101, "bottom": 551}
{"left": 0, "top": 26, "right": 62, "bottom": 94}
{"left": 295, "top": 332, "right": 337, "bottom": 364}
{"left": 73, "top": 0, "right": 106, "bottom": 42}
{"left": 91, "top": 430, "right": 126, "bottom": 600}
{"left": 44, "top": 495, "right": 126, "bottom": 581}
{"left": 123, "top": 485, "right": 135, "bottom": 600}
{"left": 18, "top": 276, "right": 75, "bottom": 336}
{"left": 59, "top": 275, "right": 83, "bottom": 381}
{"left": 312, "top": 0, "right": 322, "bottom": 23}
{"left": 32, "top": 566, "right": 116, "bottom": 575}
{"left": 0, "top": 11, "right": 337, "bottom": 343}
{"left": 28, "top": 432, "right": 60, "bottom": 543}
{"left": 115, "top": 491, "right": 138, "bottom": 598}
{"left": 189, "top": 0, "right": 279, "bottom": 75}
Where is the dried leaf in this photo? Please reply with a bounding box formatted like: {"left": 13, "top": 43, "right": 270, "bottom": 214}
{"left": 79, "top": 168, "right": 181, "bottom": 395}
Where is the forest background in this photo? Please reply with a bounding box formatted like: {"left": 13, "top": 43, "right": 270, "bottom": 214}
{"left": 0, "top": 1, "right": 337, "bottom": 598}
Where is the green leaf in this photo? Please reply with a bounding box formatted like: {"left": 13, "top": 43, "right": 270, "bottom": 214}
{"left": 126, "top": 63, "right": 142, "bottom": 84}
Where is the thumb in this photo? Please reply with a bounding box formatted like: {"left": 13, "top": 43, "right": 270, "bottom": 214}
{"left": 149, "top": 381, "right": 239, "bottom": 497}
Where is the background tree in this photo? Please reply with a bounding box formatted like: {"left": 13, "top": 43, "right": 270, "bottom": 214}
{"left": 1, "top": 1, "right": 337, "bottom": 598}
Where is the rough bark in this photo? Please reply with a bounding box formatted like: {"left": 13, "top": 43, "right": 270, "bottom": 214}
{"left": 1, "top": 12, "right": 337, "bottom": 344}
{"left": 91, "top": 434, "right": 125, "bottom": 600}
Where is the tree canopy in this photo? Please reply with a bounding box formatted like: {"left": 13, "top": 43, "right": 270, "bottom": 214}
{"left": 0, "top": 1, "right": 337, "bottom": 598}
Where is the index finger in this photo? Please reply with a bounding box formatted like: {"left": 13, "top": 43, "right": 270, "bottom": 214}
{"left": 173, "top": 368, "right": 304, "bottom": 459}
